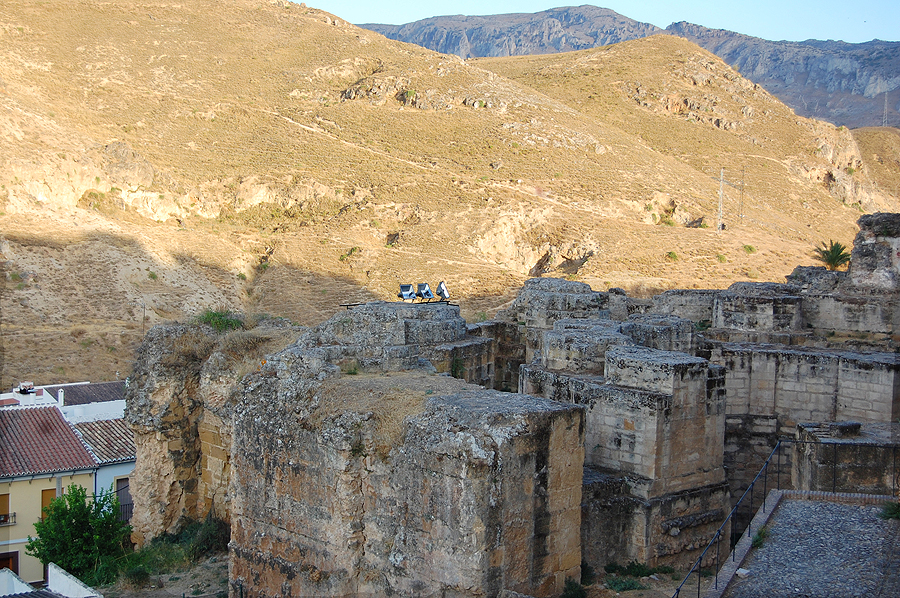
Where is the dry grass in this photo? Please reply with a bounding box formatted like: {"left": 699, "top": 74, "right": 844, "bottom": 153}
{"left": 0, "top": 0, "right": 897, "bottom": 387}
{"left": 311, "top": 372, "right": 469, "bottom": 458}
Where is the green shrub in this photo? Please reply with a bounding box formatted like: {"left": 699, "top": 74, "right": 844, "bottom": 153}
{"left": 623, "top": 561, "right": 653, "bottom": 577}
{"left": 751, "top": 525, "right": 769, "bottom": 549}
{"left": 196, "top": 309, "right": 243, "bottom": 333}
{"left": 742, "top": 244, "right": 756, "bottom": 254}
{"left": 123, "top": 564, "right": 151, "bottom": 588}
{"left": 450, "top": 357, "right": 465, "bottom": 378}
{"left": 339, "top": 246, "right": 361, "bottom": 262}
{"left": 813, "top": 240, "right": 851, "bottom": 271}
{"left": 665, "top": 251, "right": 678, "bottom": 261}
{"left": 25, "top": 485, "right": 131, "bottom": 586}
{"left": 879, "top": 501, "right": 900, "bottom": 520}
{"left": 560, "top": 578, "right": 586, "bottom": 598}
{"left": 148, "top": 271, "right": 158, "bottom": 280}
{"left": 187, "top": 511, "right": 230, "bottom": 561}
{"left": 716, "top": 254, "right": 727, "bottom": 263}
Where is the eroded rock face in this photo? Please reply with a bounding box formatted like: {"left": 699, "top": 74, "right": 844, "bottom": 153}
{"left": 850, "top": 212, "right": 900, "bottom": 290}
{"left": 230, "top": 363, "right": 584, "bottom": 598}
{"left": 125, "top": 319, "right": 302, "bottom": 545}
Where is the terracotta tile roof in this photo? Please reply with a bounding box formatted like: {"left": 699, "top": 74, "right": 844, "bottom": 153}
{"left": 74, "top": 419, "right": 136, "bottom": 465}
{"left": 42, "top": 380, "right": 125, "bottom": 406}
{"left": 0, "top": 407, "right": 97, "bottom": 478}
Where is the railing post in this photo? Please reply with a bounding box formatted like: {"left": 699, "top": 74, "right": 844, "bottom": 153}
{"left": 893, "top": 446, "right": 897, "bottom": 498}
{"left": 833, "top": 442, "right": 838, "bottom": 494}
{"left": 748, "top": 481, "right": 754, "bottom": 539}
{"left": 777, "top": 441, "right": 782, "bottom": 490}
{"left": 714, "top": 529, "right": 721, "bottom": 590}
{"left": 698, "top": 561, "right": 702, "bottom": 598}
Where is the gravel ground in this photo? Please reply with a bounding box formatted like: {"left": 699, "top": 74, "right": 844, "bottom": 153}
{"left": 724, "top": 500, "right": 900, "bottom": 598}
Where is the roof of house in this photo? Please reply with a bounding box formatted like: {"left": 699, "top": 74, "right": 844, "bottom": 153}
{"left": 74, "top": 418, "right": 136, "bottom": 465}
{"left": 41, "top": 380, "right": 125, "bottom": 406}
{"left": 0, "top": 407, "right": 97, "bottom": 478}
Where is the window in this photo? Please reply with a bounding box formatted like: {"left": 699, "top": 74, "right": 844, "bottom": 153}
{"left": 40, "top": 488, "right": 56, "bottom": 522}
{"left": 0, "top": 494, "right": 11, "bottom": 525}
{"left": 0, "top": 551, "right": 18, "bottom": 575}
{"left": 116, "top": 478, "right": 133, "bottom": 522}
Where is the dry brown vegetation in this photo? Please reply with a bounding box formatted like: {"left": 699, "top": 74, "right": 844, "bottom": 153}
{"left": 0, "top": 0, "right": 898, "bottom": 387}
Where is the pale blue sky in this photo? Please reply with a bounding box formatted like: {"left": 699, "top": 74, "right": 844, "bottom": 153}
{"left": 313, "top": 1, "right": 898, "bottom": 43}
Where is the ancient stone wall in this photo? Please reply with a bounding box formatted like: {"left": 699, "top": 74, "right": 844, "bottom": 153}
{"left": 793, "top": 422, "right": 900, "bottom": 495}
{"left": 799, "top": 293, "right": 899, "bottom": 336}
{"left": 229, "top": 359, "right": 585, "bottom": 598}
{"left": 651, "top": 289, "right": 721, "bottom": 323}
{"left": 850, "top": 212, "right": 900, "bottom": 290}
{"left": 493, "top": 278, "right": 609, "bottom": 388}
{"left": 705, "top": 342, "right": 900, "bottom": 496}
{"left": 709, "top": 344, "right": 900, "bottom": 428}
{"left": 126, "top": 303, "right": 494, "bottom": 546}
{"left": 125, "top": 325, "right": 212, "bottom": 545}
{"left": 581, "top": 470, "right": 729, "bottom": 569}
{"left": 519, "top": 317, "right": 729, "bottom": 569}
{"left": 711, "top": 283, "right": 803, "bottom": 332}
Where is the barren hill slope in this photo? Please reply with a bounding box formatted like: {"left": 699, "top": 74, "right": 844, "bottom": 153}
{"left": 0, "top": 0, "right": 896, "bottom": 387}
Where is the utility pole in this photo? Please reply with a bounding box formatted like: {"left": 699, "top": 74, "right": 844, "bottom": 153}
{"left": 717, "top": 168, "right": 725, "bottom": 232}
{"left": 740, "top": 166, "right": 745, "bottom": 222}
{"left": 885, "top": 91, "right": 889, "bottom": 128}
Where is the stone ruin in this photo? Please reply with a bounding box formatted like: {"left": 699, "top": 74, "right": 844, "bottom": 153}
{"left": 124, "top": 213, "right": 900, "bottom": 597}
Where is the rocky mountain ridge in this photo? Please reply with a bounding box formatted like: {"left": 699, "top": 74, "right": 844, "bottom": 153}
{"left": 363, "top": 5, "right": 900, "bottom": 128}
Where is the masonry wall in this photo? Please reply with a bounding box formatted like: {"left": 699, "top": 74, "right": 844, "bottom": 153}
{"left": 651, "top": 289, "right": 721, "bottom": 324}
{"left": 712, "top": 287, "right": 803, "bottom": 332}
{"left": 422, "top": 336, "right": 495, "bottom": 387}
{"left": 521, "top": 368, "right": 666, "bottom": 485}
{"left": 197, "top": 412, "right": 231, "bottom": 520}
{"left": 230, "top": 387, "right": 584, "bottom": 598}
{"left": 708, "top": 343, "right": 900, "bottom": 498}
{"left": 711, "top": 344, "right": 900, "bottom": 431}
{"left": 800, "top": 294, "right": 899, "bottom": 335}
{"left": 793, "top": 423, "right": 900, "bottom": 495}
{"left": 581, "top": 470, "right": 730, "bottom": 569}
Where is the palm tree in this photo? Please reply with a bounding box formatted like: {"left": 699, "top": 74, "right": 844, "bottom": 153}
{"left": 813, "top": 240, "right": 851, "bottom": 271}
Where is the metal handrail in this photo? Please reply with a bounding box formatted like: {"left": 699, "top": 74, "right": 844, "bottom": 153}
{"left": 671, "top": 437, "right": 899, "bottom": 598}
{"left": 672, "top": 440, "right": 783, "bottom": 597}
{"left": 0, "top": 512, "right": 15, "bottom": 526}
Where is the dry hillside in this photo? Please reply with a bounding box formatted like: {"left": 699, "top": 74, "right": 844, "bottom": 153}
{"left": 0, "top": 0, "right": 898, "bottom": 388}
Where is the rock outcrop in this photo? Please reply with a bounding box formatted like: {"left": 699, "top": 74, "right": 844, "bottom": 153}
{"left": 363, "top": 7, "right": 900, "bottom": 128}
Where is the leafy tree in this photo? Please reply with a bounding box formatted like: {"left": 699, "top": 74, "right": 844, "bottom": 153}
{"left": 26, "top": 484, "right": 131, "bottom": 584}
{"left": 813, "top": 240, "right": 851, "bottom": 271}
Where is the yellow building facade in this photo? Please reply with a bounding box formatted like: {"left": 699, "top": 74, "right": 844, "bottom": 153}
{"left": 0, "top": 405, "right": 100, "bottom": 584}
{"left": 1, "top": 471, "right": 96, "bottom": 584}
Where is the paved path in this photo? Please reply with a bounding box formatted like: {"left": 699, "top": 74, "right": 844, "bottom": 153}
{"left": 723, "top": 499, "right": 900, "bottom": 598}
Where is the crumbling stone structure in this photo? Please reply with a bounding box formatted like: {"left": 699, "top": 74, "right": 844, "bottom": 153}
{"left": 793, "top": 422, "right": 899, "bottom": 495}
{"left": 516, "top": 317, "right": 728, "bottom": 568}
{"left": 128, "top": 303, "right": 581, "bottom": 597}
{"left": 124, "top": 213, "right": 900, "bottom": 597}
